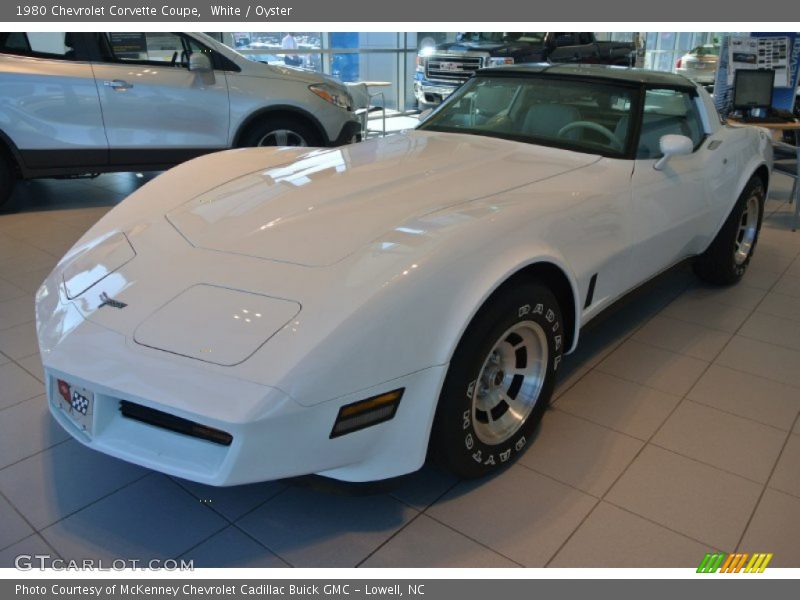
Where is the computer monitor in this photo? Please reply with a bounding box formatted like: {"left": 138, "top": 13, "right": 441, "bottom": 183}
{"left": 733, "top": 69, "right": 775, "bottom": 110}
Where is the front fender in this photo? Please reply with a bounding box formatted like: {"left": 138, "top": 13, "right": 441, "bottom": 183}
{"left": 273, "top": 196, "right": 586, "bottom": 409}
{"left": 434, "top": 250, "right": 582, "bottom": 361}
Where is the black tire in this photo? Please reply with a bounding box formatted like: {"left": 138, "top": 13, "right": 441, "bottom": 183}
{"left": 0, "top": 155, "right": 15, "bottom": 209}
{"left": 239, "top": 114, "right": 323, "bottom": 148}
{"left": 431, "top": 282, "right": 563, "bottom": 478}
{"left": 694, "top": 177, "right": 765, "bottom": 285}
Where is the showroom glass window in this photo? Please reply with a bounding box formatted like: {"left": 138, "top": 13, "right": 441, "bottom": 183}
{"left": 637, "top": 88, "right": 705, "bottom": 158}
{"left": 0, "top": 32, "right": 77, "bottom": 59}
{"left": 419, "top": 76, "right": 637, "bottom": 157}
{"left": 230, "top": 32, "right": 322, "bottom": 72}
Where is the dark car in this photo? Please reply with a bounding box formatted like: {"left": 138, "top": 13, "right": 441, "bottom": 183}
{"left": 414, "top": 32, "right": 636, "bottom": 108}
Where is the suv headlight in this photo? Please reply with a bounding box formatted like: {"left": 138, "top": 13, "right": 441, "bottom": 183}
{"left": 485, "top": 57, "right": 514, "bottom": 67}
{"left": 309, "top": 84, "right": 353, "bottom": 111}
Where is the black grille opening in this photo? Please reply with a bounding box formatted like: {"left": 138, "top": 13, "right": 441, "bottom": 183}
{"left": 119, "top": 400, "right": 233, "bottom": 446}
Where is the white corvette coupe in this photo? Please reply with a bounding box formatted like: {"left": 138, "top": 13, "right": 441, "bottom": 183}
{"left": 36, "top": 65, "right": 772, "bottom": 485}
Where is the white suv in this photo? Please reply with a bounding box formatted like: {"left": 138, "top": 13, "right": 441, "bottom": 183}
{"left": 0, "top": 32, "right": 362, "bottom": 207}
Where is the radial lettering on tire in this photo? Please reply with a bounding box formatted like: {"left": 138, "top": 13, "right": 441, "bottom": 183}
{"left": 433, "top": 282, "right": 563, "bottom": 478}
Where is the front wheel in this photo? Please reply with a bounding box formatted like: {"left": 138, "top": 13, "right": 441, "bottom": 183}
{"left": 239, "top": 115, "right": 322, "bottom": 148}
{"left": 694, "top": 177, "right": 765, "bottom": 285}
{"left": 431, "top": 282, "right": 563, "bottom": 478}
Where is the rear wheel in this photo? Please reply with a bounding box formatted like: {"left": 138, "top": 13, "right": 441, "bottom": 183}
{"left": 431, "top": 282, "right": 563, "bottom": 478}
{"left": 239, "top": 114, "right": 322, "bottom": 148}
{"left": 0, "top": 155, "right": 16, "bottom": 209}
{"left": 694, "top": 177, "right": 764, "bottom": 285}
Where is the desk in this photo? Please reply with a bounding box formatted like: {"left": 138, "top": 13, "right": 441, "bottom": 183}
{"left": 728, "top": 118, "right": 800, "bottom": 231}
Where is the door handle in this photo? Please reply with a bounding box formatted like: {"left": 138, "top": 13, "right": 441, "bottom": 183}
{"left": 104, "top": 79, "right": 133, "bottom": 91}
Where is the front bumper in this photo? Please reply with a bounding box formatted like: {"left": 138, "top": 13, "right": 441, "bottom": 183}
{"left": 413, "top": 75, "right": 460, "bottom": 106}
{"left": 39, "top": 293, "right": 445, "bottom": 485}
{"left": 331, "top": 119, "right": 363, "bottom": 146}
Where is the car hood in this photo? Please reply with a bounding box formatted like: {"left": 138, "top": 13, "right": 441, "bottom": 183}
{"left": 166, "top": 131, "right": 598, "bottom": 267}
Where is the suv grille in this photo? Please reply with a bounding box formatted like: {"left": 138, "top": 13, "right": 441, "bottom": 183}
{"left": 425, "top": 55, "right": 484, "bottom": 83}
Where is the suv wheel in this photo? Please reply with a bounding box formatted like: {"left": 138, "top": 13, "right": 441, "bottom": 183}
{"left": 240, "top": 115, "right": 322, "bottom": 148}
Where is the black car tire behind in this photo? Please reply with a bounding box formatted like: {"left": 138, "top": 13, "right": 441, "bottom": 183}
{"left": 0, "top": 155, "right": 16, "bottom": 209}
{"left": 431, "top": 281, "right": 563, "bottom": 478}
{"left": 693, "top": 176, "right": 765, "bottom": 285}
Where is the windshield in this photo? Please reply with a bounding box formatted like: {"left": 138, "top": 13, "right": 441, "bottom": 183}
{"left": 457, "top": 33, "right": 546, "bottom": 44}
{"left": 418, "top": 75, "right": 637, "bottom": 157}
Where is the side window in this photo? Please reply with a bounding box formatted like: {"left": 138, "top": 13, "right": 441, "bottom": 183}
{"left": 577, "top": 33, "right": 594, "bottom": 45}
{"left": 637, "top": 88, "right": 706, "bottom": 159}
{"left": 98, "top": 33, "right": 236, "bottom": 72}
{"left": 101, "top": 32, "right": 194, "bottom": 67}
{"left": 0, "top": 32, "right": 77, "bottom": 60}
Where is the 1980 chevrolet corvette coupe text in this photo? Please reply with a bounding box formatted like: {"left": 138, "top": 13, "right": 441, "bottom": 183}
{"left": 36, "top": 65, "right": 772, "bottom": 485}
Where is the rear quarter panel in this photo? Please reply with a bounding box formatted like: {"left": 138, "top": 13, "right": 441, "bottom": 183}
{"left": 707, "top": 124, "right": 773, "bottom": 239}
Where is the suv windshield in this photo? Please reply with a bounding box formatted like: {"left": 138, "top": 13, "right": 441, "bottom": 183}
{"left": 457, "top": 33, "right": 547, "bottom": 44}
{"left": 418, "top": 75, "right": 637, "bottom": 157}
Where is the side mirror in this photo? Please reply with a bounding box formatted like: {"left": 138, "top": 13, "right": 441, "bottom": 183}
{"left": 188, "top": 53, "right": 212, "bottom": 73}
{"left": 654, "top": 134, "right": 693, "bottom": 170}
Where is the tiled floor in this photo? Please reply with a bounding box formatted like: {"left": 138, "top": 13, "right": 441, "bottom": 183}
{"left": 1, "top": 168, "right": 800, "bottom": 569}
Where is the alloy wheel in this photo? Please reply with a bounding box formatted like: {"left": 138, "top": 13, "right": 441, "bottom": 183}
{"left": 470, "top": 321, "right": 549, "bottom": 445}
{"left": 256, "top": 129, "right": 308, "bottom": 147}
{"left": 734, "top": 190, "right": 761, "bottom": 266}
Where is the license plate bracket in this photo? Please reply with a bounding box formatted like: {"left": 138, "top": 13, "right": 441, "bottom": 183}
{"left": 54, "top": 379, "right": 94, "bottom": 436}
